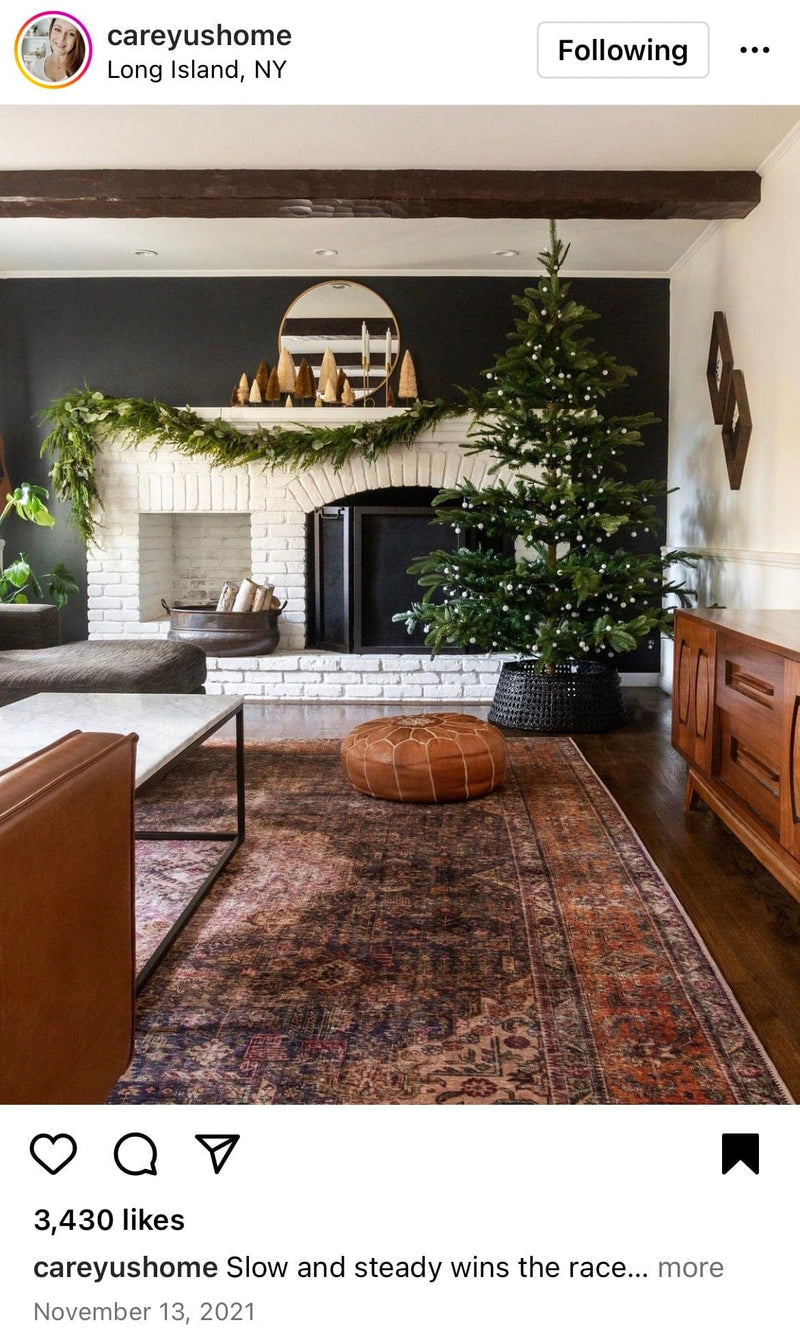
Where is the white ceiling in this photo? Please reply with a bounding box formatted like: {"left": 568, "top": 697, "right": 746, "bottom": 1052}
{"left": 1, "top": 105, "right": 798, "bottom": 277}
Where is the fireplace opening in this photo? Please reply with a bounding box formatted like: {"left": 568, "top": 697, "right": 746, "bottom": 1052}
{"left": 137, "top": 511, "right": 252, "bottom": 622}
{"left": 306, "top": 487, "right": 511, "bottom": 654}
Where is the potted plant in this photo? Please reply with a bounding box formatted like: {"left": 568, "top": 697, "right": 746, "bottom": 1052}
{"left": 1, "top": 482, "right": 78, "bottom": 606}
{"left": 398, "top": 222, "right": 697, "bottom": 732}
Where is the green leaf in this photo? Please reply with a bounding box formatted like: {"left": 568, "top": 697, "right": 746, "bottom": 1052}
{"left": 46, "top": 563, "right": 79, "bottom": 607}
{"left": 2, "top": 555, "right": 32, "bottom": 587}
{"left": 596, "top": 514, "right": 628, "bottom": 535}
{"left": 572, "top": 568, "right": 600, "bottom": 602}
{"left": 3, "top": 483, "right": 56, "bottom": 528}
{"left": 608, "top": 627, "right": 638, "bottom": 652}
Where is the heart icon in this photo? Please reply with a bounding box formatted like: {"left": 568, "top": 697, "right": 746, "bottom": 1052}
{"left": 30, "top": 1133, "right": 78, "bottom": 1175}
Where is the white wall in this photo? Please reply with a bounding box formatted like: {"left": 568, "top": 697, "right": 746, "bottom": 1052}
{"left": 665, "top": 122, "right": 800, "bottom": 689}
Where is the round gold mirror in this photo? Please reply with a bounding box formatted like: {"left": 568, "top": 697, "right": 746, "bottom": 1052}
{"left": 278, "top": 281, "right": 400, "bottom": 404}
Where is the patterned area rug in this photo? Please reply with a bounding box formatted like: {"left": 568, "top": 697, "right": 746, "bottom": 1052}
{"left": 112, "top": 738, "right": 789, "bottom": 1105}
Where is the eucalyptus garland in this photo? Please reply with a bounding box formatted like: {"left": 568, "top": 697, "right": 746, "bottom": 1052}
{"left": 39, "top": 390, "right": 468, "bottom": 544}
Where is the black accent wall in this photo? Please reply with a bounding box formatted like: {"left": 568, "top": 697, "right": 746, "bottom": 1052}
{"left": 0, "top": 275, "right": 669, "bottom": 662}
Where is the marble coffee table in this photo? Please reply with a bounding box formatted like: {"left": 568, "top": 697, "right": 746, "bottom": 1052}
{"left": 0, "top": 692, "right": 245, "bottom": 989}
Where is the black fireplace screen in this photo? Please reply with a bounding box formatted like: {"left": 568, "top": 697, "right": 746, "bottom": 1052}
{"left": 306, "top": 487, "right": 466, "bottom": 653}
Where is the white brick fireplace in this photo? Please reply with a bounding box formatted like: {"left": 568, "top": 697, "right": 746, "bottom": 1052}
{"left": 87, "top": 409, "right": 510, "bottom": 701}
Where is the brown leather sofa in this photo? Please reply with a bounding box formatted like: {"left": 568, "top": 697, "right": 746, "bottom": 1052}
{"left": 0, "top": 730, "right": 138, "bottom": 1104}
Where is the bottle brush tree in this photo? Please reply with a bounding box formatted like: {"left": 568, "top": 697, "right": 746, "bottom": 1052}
{"left": 399, "top": 221, "right": 696, "bottom": 670}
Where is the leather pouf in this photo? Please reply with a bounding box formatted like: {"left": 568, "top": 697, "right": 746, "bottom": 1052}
{"left": 341, "top": 712, "right": 507, "bottom": 803}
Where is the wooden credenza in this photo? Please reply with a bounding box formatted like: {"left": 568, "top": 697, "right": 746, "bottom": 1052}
{"left": 672, "top": 609, "right": 800, "bottom": 902}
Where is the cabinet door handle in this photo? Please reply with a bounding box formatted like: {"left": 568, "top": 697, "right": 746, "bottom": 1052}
{"left": 726, "top": 663, "right": 775, "bottom": 708}
{"left": 731, "top": 738, "right": 780, "bottom": 796}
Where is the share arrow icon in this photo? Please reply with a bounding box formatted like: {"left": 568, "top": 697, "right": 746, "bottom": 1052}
{"left": 195, "top": 1134, "right": 240, "bottom": 1174}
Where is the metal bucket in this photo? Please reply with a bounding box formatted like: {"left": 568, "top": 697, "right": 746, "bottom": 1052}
{"left": 162, "top": 600, "right": 282, "bottom": 657}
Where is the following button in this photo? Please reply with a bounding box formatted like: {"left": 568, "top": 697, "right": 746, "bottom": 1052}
{"left": 538, "top": 23, "right": 709, "bottom": 78}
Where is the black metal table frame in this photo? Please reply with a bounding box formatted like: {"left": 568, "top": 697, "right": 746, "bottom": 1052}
{"left": 134, "top": 702, "right": 245, "bottom": 992}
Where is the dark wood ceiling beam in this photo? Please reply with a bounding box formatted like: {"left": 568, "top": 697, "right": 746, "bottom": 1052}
{"left": 0, "top": 169, "right": 761, "bottom": 220}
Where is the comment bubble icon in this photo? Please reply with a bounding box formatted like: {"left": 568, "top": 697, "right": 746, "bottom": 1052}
{"left": 114, "top": 1132, "right": 158, "bottom": 1176}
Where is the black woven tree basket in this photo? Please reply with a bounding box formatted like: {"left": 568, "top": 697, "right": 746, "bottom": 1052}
{"left": 488, "top": 660, "right": 628, "bottom": 734}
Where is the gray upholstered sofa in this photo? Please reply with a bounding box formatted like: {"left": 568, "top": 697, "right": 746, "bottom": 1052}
{"left": 0, "top": 604, "right": 206, "bottom": 707}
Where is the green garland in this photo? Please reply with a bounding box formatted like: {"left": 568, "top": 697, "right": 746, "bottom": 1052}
{"left": 39, "top": 389, "right": 469, "bottom": 544}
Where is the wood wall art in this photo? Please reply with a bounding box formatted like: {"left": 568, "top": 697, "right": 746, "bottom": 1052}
{"left": 721, "top": 369, "right": 752, "bottom": 490}
{"left": 706, "top": 310, "right": 733, "bottom": 424}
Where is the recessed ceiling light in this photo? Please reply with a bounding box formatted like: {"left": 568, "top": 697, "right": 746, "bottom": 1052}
{"left": 134, "top": 249, "right": 158, "bottom": 257}
{"left": 314, "top": 248, "right": 339, "bottom": 257}
{"left": 493, "top": 249, "right": 519, "bottom": 258}
{"left": 331, "top": 282, "right": 351, "bottom": 289}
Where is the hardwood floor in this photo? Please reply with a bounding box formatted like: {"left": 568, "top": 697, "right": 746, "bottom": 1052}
{"left": 239, "top": 689, "right": 800, "bottom": 1099}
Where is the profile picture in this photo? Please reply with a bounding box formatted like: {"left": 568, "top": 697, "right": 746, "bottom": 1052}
{"left": 15, "top": 11, "right": 92, "bottom": 87}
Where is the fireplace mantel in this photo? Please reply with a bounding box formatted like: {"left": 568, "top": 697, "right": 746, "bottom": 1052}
{"left": 86, "top": 409, "right": 516, "bottom": 701}
{"left": 190, "top": 406, "right": 436, "bottom": 424}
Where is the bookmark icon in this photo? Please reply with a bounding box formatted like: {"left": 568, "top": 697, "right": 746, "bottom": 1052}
{"left": 721, "top": 1133, "right": 759, "bottom": 1175}
{"left": 195, "top": 1134, "right": 240, "bottom": 1174}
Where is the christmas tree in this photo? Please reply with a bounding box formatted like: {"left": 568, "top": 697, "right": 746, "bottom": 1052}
{"left": 399, "top": 222, "right": 695, "bottom": 670}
